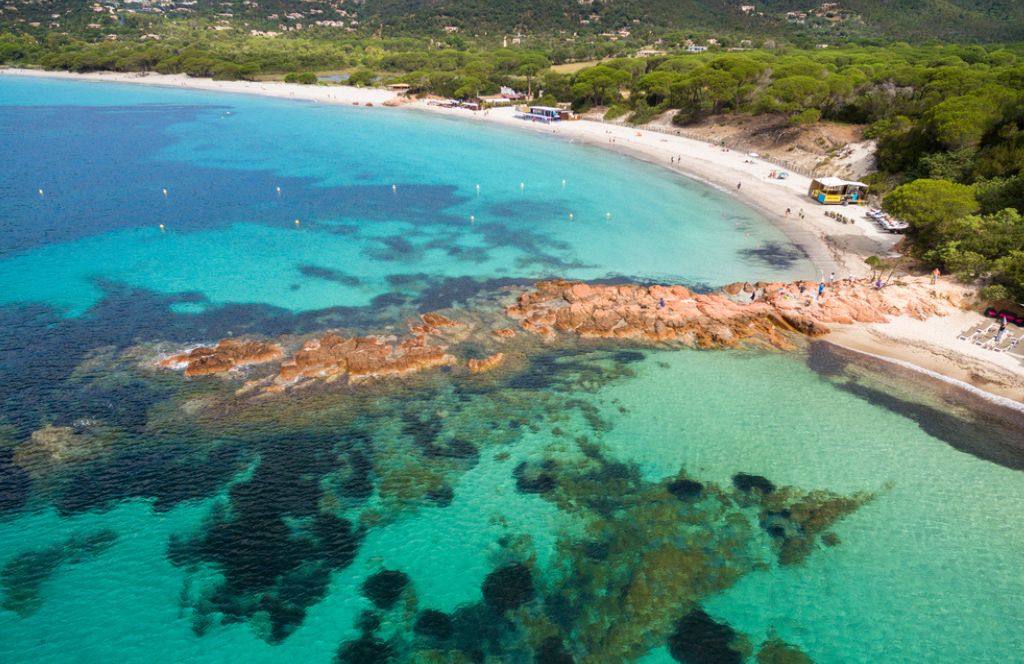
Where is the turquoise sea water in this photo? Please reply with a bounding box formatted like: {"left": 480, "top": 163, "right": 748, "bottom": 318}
{"left": 0, "top": 76, "right": 1022, "bottom": 664}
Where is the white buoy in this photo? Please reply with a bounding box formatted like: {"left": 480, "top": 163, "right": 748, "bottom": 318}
{"left": 276, "top": 186, "right": 281, "bottom": 195}
{"left": 475, "top": 184, "right": 480, "bottom": 194}
{"left": 568, "top": 212, "right": 574, "bottom": 221}
{"left": 519, "top": 182, "right": 525, "bottom": 191}
{"left": 159, "top": 223, "right": 165, "bottom": 231}
{"left": 392, "top": 184, "right": 397, "bottom": 193}
{"left": 561, "top": 179, "right": 566, "bottom": 188}
{"left": 469, "top": 215, "right": 475, "bottom": 224}
{"left": 606, "top": 212, "right": 612, "bottom": 220}
{"left": 38, "top": 188, "right": 44, "bottom": 196}
{"left": 294, "top": 219, "right": 300, "bottom": 226}
{"left": 162, "top": 188, "right": 168, "bottom": 197}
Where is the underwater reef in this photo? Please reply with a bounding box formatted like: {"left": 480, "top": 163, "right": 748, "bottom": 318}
{"left": 0, "top": 276, "right": 903, "bottom": 661}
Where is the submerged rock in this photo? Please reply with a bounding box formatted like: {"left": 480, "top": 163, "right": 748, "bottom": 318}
{"left": 481, "top": 563, "right": 535, "bottom": 612}
{"left": 361, "top": 569, "right": 410, "bottom": 610}
{"left": 468, "top": 352, "right": 505, "bottom": 374}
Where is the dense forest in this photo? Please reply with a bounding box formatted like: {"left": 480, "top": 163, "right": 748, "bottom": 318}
{"left": 3, "top": 0, "right": 1024, "bottom": 42}
{"left": 1, "top": 2, "right": 1022, "bottom": 299}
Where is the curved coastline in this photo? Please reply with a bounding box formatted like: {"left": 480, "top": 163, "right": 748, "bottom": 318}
{"left": 2, "top": 67, "right": 1021, "bottom": 407}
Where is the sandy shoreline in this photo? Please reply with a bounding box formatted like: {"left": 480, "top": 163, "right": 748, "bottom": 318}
{"left": 0, "top": 67, "right": 401, "bottom": 106}
{"left": 3, "top": 67, "right": 1021, "bottom": 405}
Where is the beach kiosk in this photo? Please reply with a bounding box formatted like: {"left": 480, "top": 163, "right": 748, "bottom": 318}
{"left": 528, "top": 105, "right": 562, "bottom": 120}
{"left": 808, "top": 177, "right": 868, "bottom": 205}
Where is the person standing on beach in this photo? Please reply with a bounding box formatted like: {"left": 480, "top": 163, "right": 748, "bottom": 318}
{"left": 931, "top": 267, "right": 940, "bottom": 284}
{"left": 995, "top": 317, "right": 1009, "bottom": 342}
{"left": 817, "top": 282, "right": 825, "bottom": 299}
{"left": 737, "top": 182, "right": 742, "bottom": 190}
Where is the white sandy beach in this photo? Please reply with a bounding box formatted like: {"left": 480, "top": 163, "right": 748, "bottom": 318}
{"left": 0, "top": 67, "right": 401, "bottom": 106}
{"left": 3, "top": 67, "right": 1020, "bottom": 403}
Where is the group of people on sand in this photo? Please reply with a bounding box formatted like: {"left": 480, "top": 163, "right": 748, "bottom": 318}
{"left": 747, "top": 271, "right": 849, "bottom": 306}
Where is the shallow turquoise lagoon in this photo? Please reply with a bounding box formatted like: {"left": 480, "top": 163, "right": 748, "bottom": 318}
{"left": 0, "top": 77, "right": 1022, "bottom": 664}
{"left": 0, "top": 76, "right": 811, "bottom": 318}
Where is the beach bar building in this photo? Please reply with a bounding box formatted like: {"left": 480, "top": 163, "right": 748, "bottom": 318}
{"left": 807, "top": 177, "right": 868, "bottom": 205}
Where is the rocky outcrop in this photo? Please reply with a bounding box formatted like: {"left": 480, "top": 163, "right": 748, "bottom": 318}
{"left": 159, "top": 312, "right": 461, "bottom": 395}
{"left": 277, "top": 333, "right": 456, "bottom": 384}
{"left": 160, "top": 339, "right": 284, "bottom": 377}
{"left": 468, "top": 352, "right": 505, "bottom": 374}
{"left": 507, "top": 276, "right": 966, "bottom": 349}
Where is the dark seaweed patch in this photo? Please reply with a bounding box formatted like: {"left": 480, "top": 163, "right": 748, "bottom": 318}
{"left": 414, "top": 609, "right": 454, "bottom": 641}
{"left": 452, "top": 603, "right": 511, "bottom": 661}
{"left": 426, "top": 484, "right": 455, "bottom": 507}
{"left": 535, "top": 636, "right": 575, "bottom": 664}
{"left": 1, "top": 529, "right": 118, "bottom": 616}
{"left": 0, "top": 448, "right": 31, "bottom": 513}
{"left": 56, "top": 440, "right": 247, "bottom": 515}
{"left": 361, "top": 569, "right": 410, "bottom": 610}
{"left": 357, "top": 610, "right": 382, "bottom": 634}
{"left": 667, "top": 608, "right": 743, "bottom": 664}
{"left": 808, "top": 342, "right": 1024, "bottom": 471}
{"left": 666, "top": 478, "right": 703, "bottom": 500}
{"left": 336, "top": 634, "right": 394, "bottom": 664}
{"left": 737, "top": 241, "right": 807, "bottom": 270}
{"left": 514, "top": 461, "right": 558, "bottom": 495}
{"left": 481, "top": 563, "right": 535, "bottom": 612}
{"left": 297, "top": 265, "right": 362, "bottom": 287}
{"left": 732, "top": 473, "right": 776, "bottom": 495}
{"left": 612, "top": 350, "right": 646, "bottom": 364}
{"left": 166, "top": 432, "right": 365, "bottom": 642}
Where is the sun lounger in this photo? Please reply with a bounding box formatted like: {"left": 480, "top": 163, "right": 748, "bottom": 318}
{"left": 974, "top": 328, "right": 998, "bottom": 346}
{"left": 958, "top": 323, "right": 986, "bottom": 341}
{"left": 993, "top": 334, "right": 1017, "bottom": 352}
{"left": 1008, "top": 339, "right": 1024, "bottom": 358}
